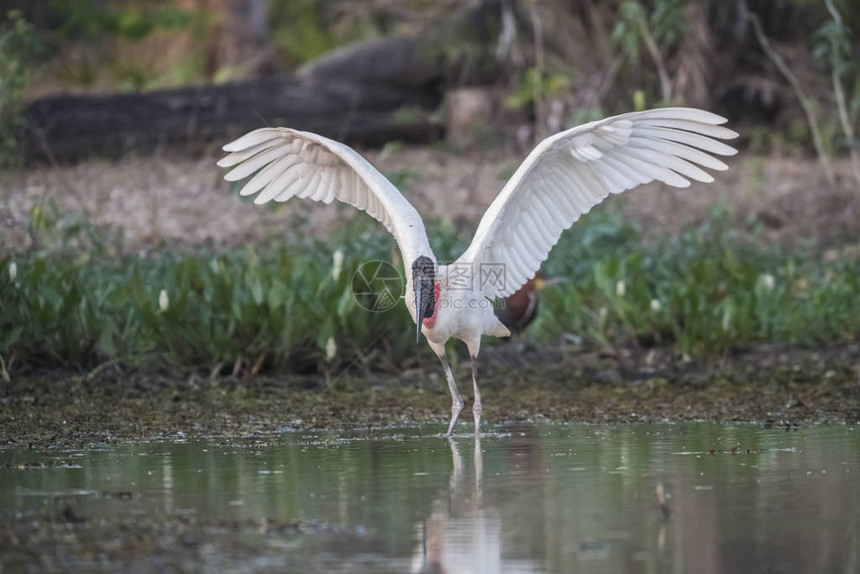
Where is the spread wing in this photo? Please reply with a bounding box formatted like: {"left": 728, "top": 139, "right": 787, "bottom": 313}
{"left": 456, "top": 107, "right": 738, "bottom": 298}
{"left": 218, "top": 127, "right": 434, "bottom": 264}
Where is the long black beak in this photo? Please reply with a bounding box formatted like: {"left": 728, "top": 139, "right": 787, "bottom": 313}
{"left": 411, "top": 255, "right": 435, "bottom": 346}
{"left": 415, "top": 283, "right": 425, "bottom": 345}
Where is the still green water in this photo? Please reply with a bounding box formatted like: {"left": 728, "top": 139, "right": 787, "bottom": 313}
{"left": 1, "top": 423, "right": 858, "bottom": 573}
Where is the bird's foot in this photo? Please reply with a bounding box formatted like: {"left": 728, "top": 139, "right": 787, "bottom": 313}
{"left": 514, "top": 339, "right": 527, "bottom": 354}
{"left": 446, "top": 397, "right": 464, "bottom": 436}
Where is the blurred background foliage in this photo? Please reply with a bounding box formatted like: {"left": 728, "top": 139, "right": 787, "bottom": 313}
{"left": 0, "top": 11, "right": 41, "bottom": 169}
{"left": 0, "top": 0, "right": 857, "bottom": 157}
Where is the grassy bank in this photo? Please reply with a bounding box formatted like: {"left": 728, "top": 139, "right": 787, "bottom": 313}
{"left": 2, "top": 204, "right": 859, "bottom": 379}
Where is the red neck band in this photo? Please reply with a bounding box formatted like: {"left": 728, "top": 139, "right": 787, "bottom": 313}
{"left": 421, "top": 282, "right": 441, "bottom": 328}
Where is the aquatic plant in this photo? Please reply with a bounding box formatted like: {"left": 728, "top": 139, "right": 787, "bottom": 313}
{"left": 2, "top": 205, "right": 859, "bottom": 377}
{"left": 536, "top": 207, "right": 860, "bottom": 355}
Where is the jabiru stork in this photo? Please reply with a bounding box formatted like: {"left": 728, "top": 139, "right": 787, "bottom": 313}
{"left": 218, "top": 108, "right": 738, "bottom": 435}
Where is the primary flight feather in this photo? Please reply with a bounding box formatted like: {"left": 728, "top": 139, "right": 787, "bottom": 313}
{"left": 218, "top": 107, "right": 738, "bottom": 435}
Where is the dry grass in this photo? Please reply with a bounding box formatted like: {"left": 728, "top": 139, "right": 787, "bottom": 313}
{"left": 2, "top": 148, "right": 858, "bottom": 253}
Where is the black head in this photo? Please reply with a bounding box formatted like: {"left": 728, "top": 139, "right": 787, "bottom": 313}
{"left": 412, "top": 255, "right": 436, "bottom": 343}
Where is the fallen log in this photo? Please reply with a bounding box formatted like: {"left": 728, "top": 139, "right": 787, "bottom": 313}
{"left": 23, "top": 75, "right": 442, "bottom": 163}
{"left": 22, "top": 0, "right": 514, "bottom": 163}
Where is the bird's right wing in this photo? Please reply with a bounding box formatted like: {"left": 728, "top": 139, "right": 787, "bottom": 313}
{"left": 456, "top": 107, "right": 738, "bottom": 298}
{"left": 218, "top": 127, "right": 433, "bottom": 264}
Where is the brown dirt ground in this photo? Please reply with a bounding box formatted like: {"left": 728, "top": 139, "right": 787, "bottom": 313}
{"left": 2, "top": 343, "right": 858, "bottom": 451}
{"left": 2, "top": 150, "right": 859, "bottom": 254}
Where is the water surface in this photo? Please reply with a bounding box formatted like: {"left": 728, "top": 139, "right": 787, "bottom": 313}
{"left": 1, "top": 423, "right": 858, "bottom": 573}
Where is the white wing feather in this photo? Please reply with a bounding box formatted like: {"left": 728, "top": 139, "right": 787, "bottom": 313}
{"left": 219, "top": 128, "right": 434, "bottom": 265}
{"left": 457, "top": 107, "right": 738, "bottom": 298}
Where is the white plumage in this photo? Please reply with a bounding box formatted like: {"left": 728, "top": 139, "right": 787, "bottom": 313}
{"left": 218, "top": 107, "right": 738, "bottom": 435}
{"left": 456, "top": 108, "right": 736, "bottom": 298}
{"left": 221, "top": 127, "right": 432, "bottom": 264}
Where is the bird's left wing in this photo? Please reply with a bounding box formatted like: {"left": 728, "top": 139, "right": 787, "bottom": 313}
{"left": 218, "top": 127, "right": 432, "bottom": 264}
{"left": 456, "top": 107, "right": 738, "bottom": 298}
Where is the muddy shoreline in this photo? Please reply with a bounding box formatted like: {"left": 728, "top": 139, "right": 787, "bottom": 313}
{"left": 2, "top": 343, "right": 858, "bottom": 450}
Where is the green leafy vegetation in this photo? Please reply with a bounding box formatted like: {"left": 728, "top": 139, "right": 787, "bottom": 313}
{"left": 0, "top": 11, "right": 42, "bottom": 168}
{"left": 50, "top": 0, "right": 195, "bottom": 41}
{"left": 43, "top": 0, "right": 209, "bottom": 90}
{"left": 505, "top": 67, "right": 571, "bottom": 110}
{"left": 2, "top": 204, "right": 859, "bottom": 378}
{"left": 1, "top": 207, "right": 422, "bottom": 375}
{"left": 268, "top": 0, "right": 338, "bottom": 68}
{"left": 537, "top": 208, "right": 860, "bottom": 356}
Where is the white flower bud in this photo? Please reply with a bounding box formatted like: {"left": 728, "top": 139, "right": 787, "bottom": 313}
{"left": 325, "top": 336, "right": 337, "bottom": 361}
{"left": 8, "top": 261, "right": 16, "bottom": 282}
{"left": 158, "top": 289, "right": 169, "bottom": 312}
{"left": 332, "top": 250, "right": 344, "bottom": 281}
{"left": 650, "top": 299, "right": 661, "bottom": 312}
{"left": 759, "top": 273, "right": 775, "bottom": 290}
{"left": 615, "top": 280, "right": 625, "bottom": 297}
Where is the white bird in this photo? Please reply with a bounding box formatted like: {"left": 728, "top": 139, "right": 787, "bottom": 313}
{"left": 218, "top": 107, "right": 738, "bottom": 435}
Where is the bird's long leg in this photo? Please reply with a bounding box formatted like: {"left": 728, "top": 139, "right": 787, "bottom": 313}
{"left": 474, "top": 433, "right": 483, "bottom": 505}
{"left": 430, "top": 342, "right": 464, "bottom": 435}
{"left": 471, "top": 354, "right": 482, "bottom": 434}
{"left": 441, "top": 358, "right": 464, "bottom": 435}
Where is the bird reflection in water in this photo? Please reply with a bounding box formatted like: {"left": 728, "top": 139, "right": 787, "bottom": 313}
{"left": 411, "top": 436, "right": 539, "bottom": 574}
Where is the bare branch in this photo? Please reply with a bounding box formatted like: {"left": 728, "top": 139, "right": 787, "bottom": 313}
{"left": 748, "top": 12, "right": 834, "bottom": 187}
{"left": 527, "top": 1, "right": 546, "bottom": 140}
{"left": 823, "top": 0, "right": 860, "bottom": 193}
{"left": 635, "top": 3, "right": 672, "bottom": 103}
